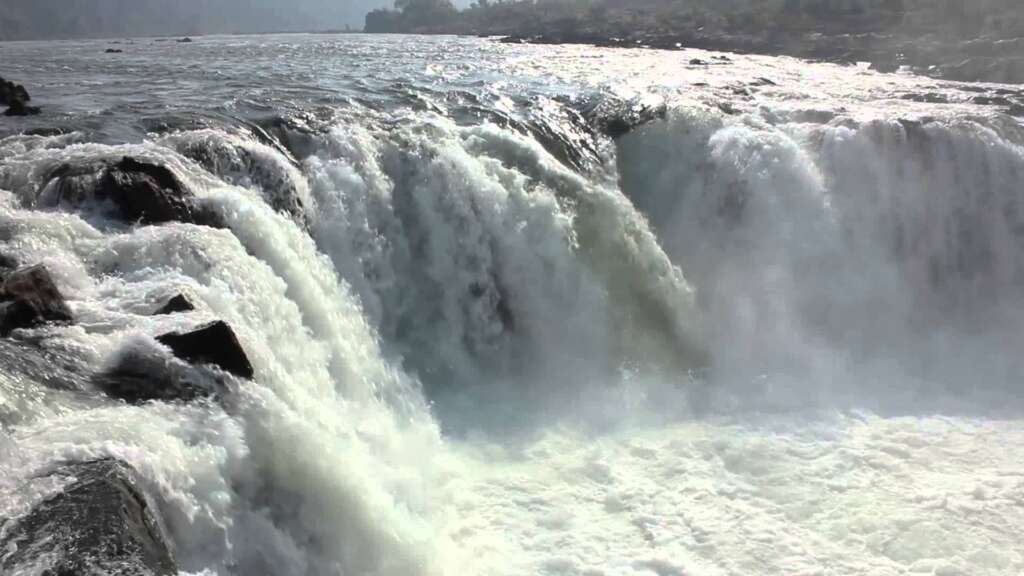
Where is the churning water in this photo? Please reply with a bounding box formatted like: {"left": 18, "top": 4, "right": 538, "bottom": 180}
{"left": 1, "top": 34, "right": 1023, "bottom": 575}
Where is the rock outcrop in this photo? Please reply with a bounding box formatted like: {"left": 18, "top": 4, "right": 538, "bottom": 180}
{"left": 157, "top": 320, "right": 254, "bottom": 379}
{"left": 1, "top": 76, "right": 40, "bottom": 116}
{"left": 154, "top": 293, "right": 196, "bottom": 315}
{"left": 0, "top": 264, "right": 73, "bottom": 335}
{"left": 0, "top": 459, "right": 177, "bottom": 576}
{"left": 97, "top": 343, "right": 225, "bottom": 404}
{"left": 97, "top": 320, "right": 251, "bottom": 404}
{"left": 46, "top": 157, "right": 223, "bottom": 228}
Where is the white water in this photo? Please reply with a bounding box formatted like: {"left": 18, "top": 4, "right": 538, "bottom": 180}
{"left": 1, "top": 35, "right": 1023, "bottom": 576}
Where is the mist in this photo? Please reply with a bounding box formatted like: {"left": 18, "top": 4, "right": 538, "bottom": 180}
{"left": 0, "top": 0, "right": 459, "bottom": 40}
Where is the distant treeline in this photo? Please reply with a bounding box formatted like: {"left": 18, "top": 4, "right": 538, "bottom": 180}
{"left": 365, "top": 0, "right": 1024, "bottom": 39}
{"left": 0, "top": 0, "right": 370, "bottom": 41}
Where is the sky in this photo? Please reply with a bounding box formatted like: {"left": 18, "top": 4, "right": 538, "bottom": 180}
{"left": 0, "top": 0, "right": 470, "bottom": 40}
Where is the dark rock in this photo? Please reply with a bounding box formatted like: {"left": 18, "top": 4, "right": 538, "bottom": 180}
{"left": 174, "top": 133, "right": 307, "bottom": 223}
{"left": 1, "top": 76, "right": 38, "bottom": 116}
{"left": 157, "top": 320, "right": 254, "bottom": 379}
{"left": 590, "top": 98, "right": 668, "bottom": 139}
{"left": 97, "top": 340, "right": 226, "bottom": 404}
{"left": 900, "top": 92, "right": 949, "bottom": 104}
{"left": 177, "top": 37, "right": 193, "bottom": 43}
{"left": 104, "top": 48, "right": 124, "bottom": 53}
{"left": 717, "top": 101, "right": 740, "bottom": 115}
{"left": 869, "top": 56, "right": 900, "bottom": 73}
{"left": 0, "top": 253, "right": 18, "bottom": 270}
{"left": 47, "top": 156, "right": 224, "bottom": 228}
{"left": 0, "top": 76, "right": 31, "bottom": 106}
{"left": 751, "top": 77, "right": 778, "bottom": 86}
{"left": 689, "top": 58, "right": 708, "bottom": 65}
{"left": 972, "top": 95, "right": 1012, "bottom": 106}
{"left": 0, "top": 265, "right": 73, "bottom": 335}
{"left": 0, "top": 459, "right": 177, "bottom": 576}
{"left": 154, "top": 294, "right": 196, "bottom": 315}
{"left": 4, "top": 99, "right": 41, "bottom": 116}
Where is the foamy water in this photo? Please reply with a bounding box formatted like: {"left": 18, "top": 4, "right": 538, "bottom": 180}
{"left": 1, "top": 34, "right": 1023, "bottom": 575}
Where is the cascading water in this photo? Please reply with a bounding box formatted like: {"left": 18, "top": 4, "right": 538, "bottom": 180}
{"left": 1, "top": 34, "right": 1023, "bottom": 575}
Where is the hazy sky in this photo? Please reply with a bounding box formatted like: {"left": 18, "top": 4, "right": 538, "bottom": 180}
{"left": 0, "top": 0, "right": 472, "bottom": 40}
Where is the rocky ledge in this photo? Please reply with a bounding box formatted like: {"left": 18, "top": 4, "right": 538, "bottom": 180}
{"left": 0, "top": 149, "right": 261, "bottom": 571}
{"left": 45, "top": 156, "right": 224, "bottom": 227}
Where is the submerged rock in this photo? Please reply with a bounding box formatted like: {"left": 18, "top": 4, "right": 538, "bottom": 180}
{"left": 0, "top": 459, "right": 177, "bottom": 576}
{"left": 154, "top": 293, "right": 196, "bottom": 315}
{"left": 46, "top": 156, "right": 223, "bottom": 228}
{"left": 157, "top": 320, "right": 254, "bottom": 379}
{"left": 0, "top": 264, "right": 73, "bottom": 335}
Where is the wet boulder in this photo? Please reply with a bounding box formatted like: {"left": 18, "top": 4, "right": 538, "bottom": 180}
{"left": 0, "top": 459, "right": 177, "bottom": 576}
{"left": 46, "top": 157, "right": 223, "bottom": 228}
{"left": 174, "top": 134, "right": 308, "bottom": 224}
{"left": 0, "top": 253, "right": 18, "bottom": 271}
{"left": 0, "top": 264, "right": 73, "bottom": 335}
{"left": 157, "top": 320, "right": 254, "bottom": 379}
{"left": 0, "top": 76, "right": 39, "bottom": 116}
{"left": 589, "top": 98, "right": 668, "bottom": 139}
{"left": 154, "top": 293, "right": 196, "bottom": 315}
{"left": 97, "top": 339, "right": 226, "bottom": 404}
{"left": 0, "top": 76, "right": 31, "bottom": 106}
{"left": 4, "top": 100, "right": 41, "bottom": 116}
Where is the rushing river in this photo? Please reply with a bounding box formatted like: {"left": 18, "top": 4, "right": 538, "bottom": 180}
{"left": 1, "top": 33, "right": 1024, "bottom": 575}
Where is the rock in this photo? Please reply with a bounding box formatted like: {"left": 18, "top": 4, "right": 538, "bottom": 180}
{"left": 47, "top": 156, "right": 223, "bottom": 228}
{"left": 157, "top": 320, "right": 254, "bottom": 379}
{"left": 0, "top": 459, "right": 177, "bottom": 576}
{"left": 689, "top": 58, "right": 708, "bottom": 65}
{"left": 0, "top": 265, "right": 73, "bottom": 335}
{"left": 174, "top": 132, "right": 307, "bottom": 223}
{"left": 1, "top": 76, "right": 39, "bottom": 116}
{"left": 900, "top": 92, "right": 949, "bottom": 104}
{"left": 971, "top": 95, "right": 1012, "bottom": 106}
{"left": 154, "top": 293, "right": 196, "bottom": 315}
{"left": 0, "top": 253, "right": 18, "bottom": 270}
{"left": 105, "top": 48, "right": 124, "bottom": 53}
{"left": 0, "top": 76, "right": 30, "bottom": 106}
{"left": 870, "top": 56, "right": 900, "bottom": 73}
{"left": 590, "top": 98, "right": 668, "bottom": 139}
{"left": 177, "top": 37, "right": 193, "bottom": 43}
{"left": 96, "top": 339, "right": 226, "bottom": 404}
{"left": 4, "top": 99, "right": 41, "bottom": 116}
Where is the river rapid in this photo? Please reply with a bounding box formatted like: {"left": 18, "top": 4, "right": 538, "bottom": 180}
{"left": 1, "top": 34, "right": 1023, "bottom": 575}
